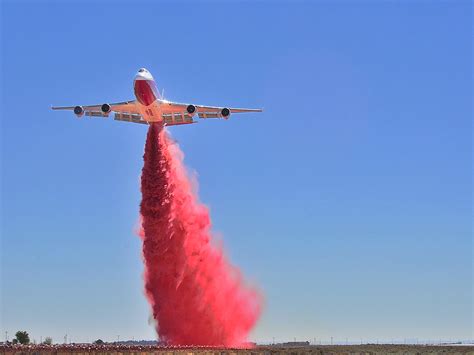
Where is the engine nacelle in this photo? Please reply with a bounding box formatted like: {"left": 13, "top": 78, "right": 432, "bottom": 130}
{"left": 101, "top": 103, "right": 112, "bottom": 114}
{"left": 186, "top": 104, "right": 197, "bottom": 116}
{"left": 221, "top": 108, "right": 231, "bottom": 119}
{"left": 74, "top": 106, "right": 84, "bottom": 117}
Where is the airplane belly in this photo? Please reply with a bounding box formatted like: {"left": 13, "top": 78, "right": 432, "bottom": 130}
{"left": 139, "top": 101, "right": 162, "bottom": 123}
{"left": 134, "top": 79, "right": 157, "bottom": 106}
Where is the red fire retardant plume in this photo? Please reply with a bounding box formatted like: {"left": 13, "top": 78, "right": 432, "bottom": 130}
{"left": 139, "top": 123, "right": 261, "bottom": 346}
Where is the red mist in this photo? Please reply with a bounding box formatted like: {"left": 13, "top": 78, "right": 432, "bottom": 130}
{"left": 139, "top": 123, "right": 261, "bottom": 346}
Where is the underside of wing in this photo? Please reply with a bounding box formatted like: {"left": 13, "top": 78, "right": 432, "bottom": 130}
{"left": 52, "top": 100, "right": 149, "bottom": 125}
{"left": 161, "top": 112, "right": 196, "bottom": 126}
{"left": 114, "top": 112, "right": 148, "bottom": 125}
{"left": 52, "top": 100, "right": 140, "bottom": 116}
{"left": 160, "top": 100, "right": 262, "bottom": 120}
{"left": 53, "top": 98, "right": 262, "bottom": 126}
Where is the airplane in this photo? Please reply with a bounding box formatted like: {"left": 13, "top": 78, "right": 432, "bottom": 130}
{"left": 52, "top": 68, "right": 262, "bottom": 126}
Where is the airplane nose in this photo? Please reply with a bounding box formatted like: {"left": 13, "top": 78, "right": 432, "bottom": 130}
{"left": 134, "top": 68, "right": 153, "bottom": 85}
{"left": 135, "top": 69, "right": 146, "bottom": 80}
{"left": 135, "top": 68, "right": 153, "bottom": 81}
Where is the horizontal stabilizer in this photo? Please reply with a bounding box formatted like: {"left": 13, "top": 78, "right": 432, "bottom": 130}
{"left": 198, "top": 112, "right": 221, "bottom": 119}
{"left": 162, "top": 112, "right": 195, "bottom": 126}
{"left": 85, "top": 111, "right": 108, "bottom": 118}
{"left": 114, "top": 112, "right": 148, "bottom": 125}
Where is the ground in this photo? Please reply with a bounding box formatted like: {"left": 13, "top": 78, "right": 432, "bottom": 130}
{"left": 1, "top": 344, "right": 474, "bottom": 355}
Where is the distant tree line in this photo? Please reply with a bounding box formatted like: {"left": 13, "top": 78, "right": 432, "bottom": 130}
{"left": 7, "top": 331, "right": 53, "bottom": 345}
{"left": 13, "top": 331, "right": 29, "bottom": 345}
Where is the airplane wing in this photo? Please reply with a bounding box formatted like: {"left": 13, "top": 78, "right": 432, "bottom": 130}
{"left": 52, "top": 99, "right": 262, "bottom": 126}
{"left": 51, "top": 100, "right": 147, "bottom": 124}
{"left": 51, "top": 100, "right": 139, "bottom": 114}
{"left": 160, "top": 100, "right": 263, "bottom": 120}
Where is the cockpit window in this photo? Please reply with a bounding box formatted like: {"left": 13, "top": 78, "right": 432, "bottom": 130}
{"left": 139, "top": 68, "right": 146, "bottom": 73}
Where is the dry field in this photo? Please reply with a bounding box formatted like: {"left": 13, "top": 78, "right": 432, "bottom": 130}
{"left": 1, "top": 344, "right": 474, "bottom": 355}
{"left": 262, "top": 344, "right": 474, "bottom": 355}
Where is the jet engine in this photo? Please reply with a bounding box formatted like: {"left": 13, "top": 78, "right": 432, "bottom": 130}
{"left": 221, "top": 108, "right": 231, "bottom": 119}
{"left": 74, "top": 106, "right": 84, "bottom": 117}
{"left": 186, "top": 104, "right": 197, "bottom": 116}
{"left": 101, "top": 103, "right": 112, "bottom": 114}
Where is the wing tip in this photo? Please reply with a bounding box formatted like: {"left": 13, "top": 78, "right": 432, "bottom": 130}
{"left": 51, "top": 105, "right": 67, "bottom": 110}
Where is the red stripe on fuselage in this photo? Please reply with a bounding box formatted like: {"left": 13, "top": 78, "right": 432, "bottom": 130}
{"left": 134, "top": 79, "right": 159, "bottom": 106}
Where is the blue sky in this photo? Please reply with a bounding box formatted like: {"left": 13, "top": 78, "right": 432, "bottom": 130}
{"left": 1, "top": 1, "right": 472, "bottom": 344}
